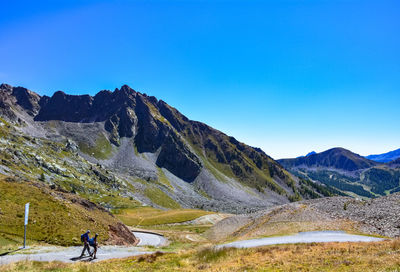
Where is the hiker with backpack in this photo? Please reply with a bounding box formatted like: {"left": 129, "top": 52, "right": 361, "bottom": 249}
{"left": 80, "top": 230, "right": 92, "bottom": 258}
{"left": 88, "top": 233, "right": 99, "bottom": 259}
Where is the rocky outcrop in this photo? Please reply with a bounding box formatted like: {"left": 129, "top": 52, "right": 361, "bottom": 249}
{"left": 134, "top": 94, "right": 167, "bottom": 152}
{"left": 11, "top": 86, "right": 41, "bottom": 115}
{"left": 107, "top": 222, "right": 138, "bottom": 246}
{"left": 35, "top": 91, "right": 93, "bottom": 122}
{"left": 0, "top": 84, "right": 41, "bottom": 120}
{"left": 156, "top": 132, "right": 202, "bottom": 182}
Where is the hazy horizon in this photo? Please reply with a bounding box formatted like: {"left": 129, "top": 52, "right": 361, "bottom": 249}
{"left": 1, "top": 0, "right": 399, "bottom": 159}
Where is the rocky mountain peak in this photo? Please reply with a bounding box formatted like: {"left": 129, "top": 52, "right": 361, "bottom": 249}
{"left": 11, "top": 86, "right": 41, "bottom": 115}
{"left": 0, "top": 83, "right": 13, "bottom": 91}
{"left": 0, "top": 83, "right": 301, "bottom": 205}
{"left": 115, "top": 85, "right": 137, "bottom": 100}
{"left": 35, "top": 90, "right": 93, "bottom": 122}
{"left": 120, "top": 84, "right": 136, "bottom": 93}
{"left": 0, "top": 83, "right": 41, "bottom": 118}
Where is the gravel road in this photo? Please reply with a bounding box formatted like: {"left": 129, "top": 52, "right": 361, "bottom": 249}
{"left": 134, "top": 231, "right": 167, "bottom": 246}
{"left": 0, "top": 231, "right": 166, "bottom": 265}
{"left": 0, "top": 246, "right": 151, "bottom": 265}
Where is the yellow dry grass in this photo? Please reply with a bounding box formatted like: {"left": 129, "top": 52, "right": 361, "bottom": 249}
{"left": 115, "top": 207, "right": 213, "bottom": 226}
{"left": 2, "top": 239, "right": 400, "bottom": 271}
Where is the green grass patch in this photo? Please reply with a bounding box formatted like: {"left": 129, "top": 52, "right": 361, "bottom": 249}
{"left": 144, "top": 186, "right": 181, "bottom": 209}
{"left": 115, "top": 207, "right": 212, "bottom": 226}
{"left": 157, "top": 168, "right": 173, "bottom": 190}
{"left": 0, "top": 234, "right": 19, "bottom": 253}
{"left": 78, "top": 133, "right": 112, "bottom": 159}
{"left": 149, "top": 224, "right": 212, "bottom": 234}
{"left": 94, "top": 194, "right": 140, "bottom": 209}
{"left": 0, "top": 117, "right": 11, "bottom": 137}
{"left": 146, "top": 101, "right": 171, "bottom": 126}
{"left": 196, "top": 247, "right": 238, "bottom": 263}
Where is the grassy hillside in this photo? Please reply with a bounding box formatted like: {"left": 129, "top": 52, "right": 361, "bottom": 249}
{"left": 0, "top": 176, "right": 130, "bottom": 247}
{"left": 362, "top": 167, "right": 400, "bottom": 195}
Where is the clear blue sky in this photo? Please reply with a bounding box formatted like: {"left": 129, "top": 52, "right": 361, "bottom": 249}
{"left": 0, "top": 0, "right": 399, "bottom": 159}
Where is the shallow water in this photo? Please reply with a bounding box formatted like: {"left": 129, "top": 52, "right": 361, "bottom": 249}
{"left": 218, "top": 231, "right": 384, "bottom": 249}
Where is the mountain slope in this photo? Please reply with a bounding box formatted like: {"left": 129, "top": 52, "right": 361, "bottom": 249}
{"left": 366, "top": 148, "right": 400, "bottom": 163}
{"left": 278, "top": 148, "right": 400, "bottom": 198}
{"left": 0, "top": 83, "right": 328, "bottom": 214}
{"left": 388, "top": 158, "right": 400, "bottom": 168}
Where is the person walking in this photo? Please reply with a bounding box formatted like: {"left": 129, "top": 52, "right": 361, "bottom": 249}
{"left": 79, "top": 230, "right": 91, "bottom": 258}
{"left": 89, "top": 233, "right": 99, "bottom": 259}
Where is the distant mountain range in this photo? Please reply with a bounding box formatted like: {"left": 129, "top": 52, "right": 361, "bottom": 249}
{"left": 279, "top": 148, "right": 400, "bottom": 198}
{"left": 365, "top": 148, "right": 400, "bottom": 163}
{"left": 295, "top": 148, "right": 400, "bottom": 164}
{"left": 297, "top": 151, "right": 316, "bottom": 158}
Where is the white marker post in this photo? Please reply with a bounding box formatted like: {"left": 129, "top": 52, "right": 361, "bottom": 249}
{"left": 23, "top": 203, "right": 29, "bottom": 248}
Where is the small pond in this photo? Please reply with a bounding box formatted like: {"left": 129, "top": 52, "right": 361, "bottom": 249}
{"left": 218, "top": 231, "right": 384, "bottom": 249}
